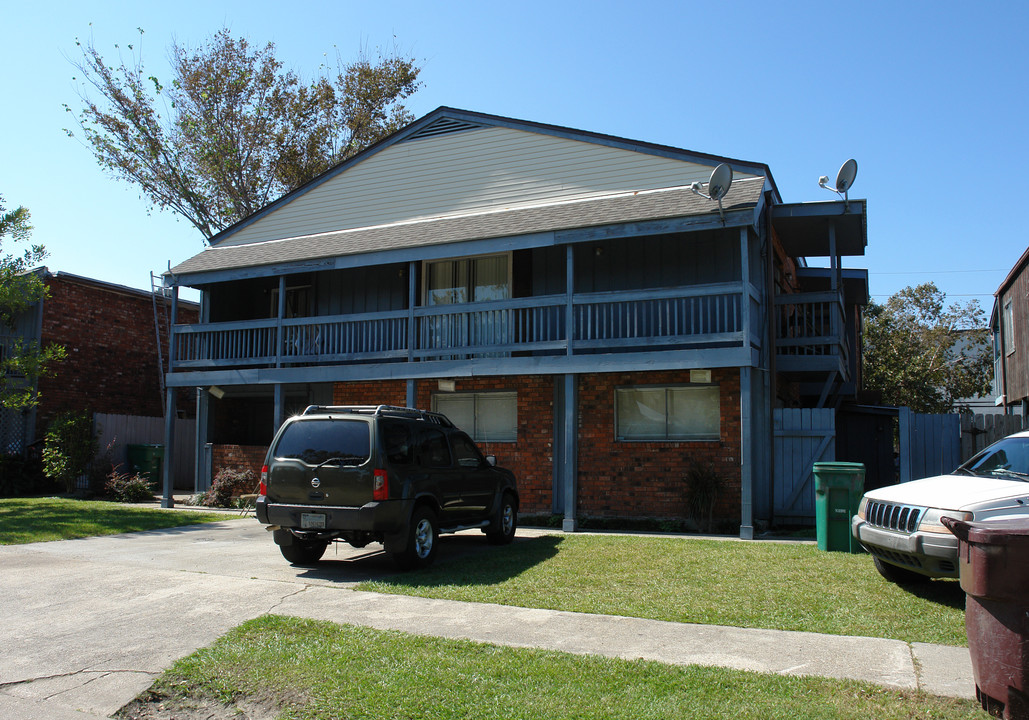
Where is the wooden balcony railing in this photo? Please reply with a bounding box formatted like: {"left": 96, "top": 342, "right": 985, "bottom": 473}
{"left": 774, "top": 291, "right": 851, "bottom": 371}
{"left": 171, "top": 283, "right": 755, "bottom": 370}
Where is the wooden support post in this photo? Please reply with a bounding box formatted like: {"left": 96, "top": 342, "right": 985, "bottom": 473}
{"left": 161, "top": 388, "right": 176, "bottom": 508}
{"left": 161, "top": 287, "right": 179, "bottom": 509}
{"left": 274, "top": 384, "right": 285, "bottom": 432}
{"left": 195, "top": 387, "right": 209, "bottom": 492}
{"left": 565, "top": 245, "right": 574, "bottom": 356}
{"left": 275, "top": 276, "right": 286, "bottom": 367}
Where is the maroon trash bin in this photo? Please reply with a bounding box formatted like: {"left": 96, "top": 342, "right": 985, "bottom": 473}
{"left": 942, "top": 516, "right": 1029, "bottom": 720}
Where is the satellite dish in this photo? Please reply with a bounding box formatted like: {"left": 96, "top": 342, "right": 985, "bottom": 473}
{"left": 818, "top": 158, "right": 859, "bottom": 210}
{"left": 708, "top": 163, "right": 733, "bottom": 201}
{"left": 689, "top": 163, "right": 734, "bottom": 223}
{"left": 835, "top": 159, "right": 858, "bottom": 194}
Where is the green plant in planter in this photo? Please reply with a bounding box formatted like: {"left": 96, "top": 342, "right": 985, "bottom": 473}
{"left": 685, "top": 461, "right": 724, "bottom": 533}
{"left": 42, "top": 411, "right": 98, "bottom": 494}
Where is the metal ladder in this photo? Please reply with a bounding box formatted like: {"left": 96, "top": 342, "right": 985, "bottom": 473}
{"left": 151, "top": 272, "right": 170, "bottom": 417}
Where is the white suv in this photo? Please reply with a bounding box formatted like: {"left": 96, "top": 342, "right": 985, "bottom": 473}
{"left": 852, "top": 430, "right": 1029, "bottom": 584}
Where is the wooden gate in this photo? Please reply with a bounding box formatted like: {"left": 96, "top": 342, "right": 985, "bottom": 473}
{"left": 773, "top": 408, "right": 835, "bottom": 523}
{"left": 898, "top": 409, "right": 960, "bottom": 482}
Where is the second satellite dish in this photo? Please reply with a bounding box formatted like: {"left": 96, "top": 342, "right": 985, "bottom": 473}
{"left": 707, "top": 163, "right": 733, "bottom": 201}
{"left": 819, "top": 158, "right": 858, "bottom": 200}
{"left": 835, "top": 159, "right": 858, "bottom": 194}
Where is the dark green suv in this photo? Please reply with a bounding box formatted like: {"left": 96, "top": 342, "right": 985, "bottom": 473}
{"left": 255, "top": 405, "right": 519, "bottom": 569}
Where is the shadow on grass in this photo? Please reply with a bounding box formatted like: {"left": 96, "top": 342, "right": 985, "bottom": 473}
{"left": 367, "top": 534, "right": 564, "bottom": 588}
{"left": 0, "top": 497, "right": 227, "bottom": 544}
{"left": 896, "top": 577, "right": 967, "bottom": 611}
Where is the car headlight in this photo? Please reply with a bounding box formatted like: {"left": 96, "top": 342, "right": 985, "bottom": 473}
{"left": 857, "top": 496, "right": 868, "bottom": 520}
{"left": 919, "top": 508, "right": 973, "bottom": 534}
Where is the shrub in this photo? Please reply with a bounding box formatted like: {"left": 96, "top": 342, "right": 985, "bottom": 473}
{"left": 685, "top": 462, "right": 724, "bottom": 533}
{"left": 105, "top": 465, "right": 156, "bottom": 503}
{"left": 42, "top": 411, "right": 98, "bottom": 494}
{"left": 200, "top": 466, "right": 258, "bottom": 508}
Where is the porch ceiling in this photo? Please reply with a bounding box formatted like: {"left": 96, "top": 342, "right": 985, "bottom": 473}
{"left": 771, "top": 200, "right": 867, "bottom": 257}
{"left": 168, "top": 178, "right": 766, "bottom": 282}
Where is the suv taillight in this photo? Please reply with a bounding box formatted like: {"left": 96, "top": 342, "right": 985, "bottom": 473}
{"left": 259, "top": 465, "right": 268, "bottom": 496}
{"left": 372, "top": 469, "right": 388, "bottom": 501}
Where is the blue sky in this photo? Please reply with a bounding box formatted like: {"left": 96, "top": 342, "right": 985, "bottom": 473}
{"left": 2, "top": 1, "right": 1026, "bottom": 315}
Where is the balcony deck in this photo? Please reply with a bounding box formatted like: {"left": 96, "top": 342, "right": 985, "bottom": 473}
{"left": 167, "top": 285, "right": 847, "bottom": 381}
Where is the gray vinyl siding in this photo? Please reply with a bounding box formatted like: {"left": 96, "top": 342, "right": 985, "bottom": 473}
{"left": 215, "top": 126, "right": 760, "bottom": 248}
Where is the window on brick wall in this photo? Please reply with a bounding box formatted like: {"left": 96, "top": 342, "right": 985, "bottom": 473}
{"left": 432, "top": 391, "right": 517, "bottom": 442}
{"left": 615, "top": 385, "right": 720, "bottom": 441}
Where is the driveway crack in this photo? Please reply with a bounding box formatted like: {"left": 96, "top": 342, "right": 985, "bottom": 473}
{"left": 266, "top": 584, "right": 312, "bottom": 614}
{"left": 0, "top": 667, "right": 158, "bottom": 699}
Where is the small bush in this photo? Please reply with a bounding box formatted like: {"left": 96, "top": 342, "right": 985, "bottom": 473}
{"left": 42, "top": 411, "right": 98, "bottom": 494}
{"left": 199, "top": 466, "right": 258, "bottom": 508}
{"left": 685, "top": 462, "right": 724, "bottom": 533}
{"left": 105, "top": 465, "right": 156, "bottom": 503}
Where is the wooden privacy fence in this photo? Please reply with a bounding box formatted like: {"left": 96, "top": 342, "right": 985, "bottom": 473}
{"left": 94, "top": 413, "right": 196, "bottom": 489}
{"left": 960, "top": 413, "right": 1027, "bottom": 461}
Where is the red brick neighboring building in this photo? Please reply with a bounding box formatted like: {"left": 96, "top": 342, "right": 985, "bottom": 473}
{"left": 0, "top": 270, "right": 198, "bottom": 452}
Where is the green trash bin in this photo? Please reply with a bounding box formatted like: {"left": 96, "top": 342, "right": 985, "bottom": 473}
{"left": 126, "top": 444, "right": 165, "bottom": 492}
{"left": 813, "top": 462, "right": 865, "bottom": 553}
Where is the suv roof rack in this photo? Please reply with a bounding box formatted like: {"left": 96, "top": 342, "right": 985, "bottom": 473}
{"left": 301, "top": 404, "right": 455, "bottom": 427}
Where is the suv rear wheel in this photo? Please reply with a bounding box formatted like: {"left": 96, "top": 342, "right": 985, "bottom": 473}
{"left": 393, "top": 506, "right": 438, "bottom": 570}
{"left": 280, "top": 537, "right": 329, "bottom": 566}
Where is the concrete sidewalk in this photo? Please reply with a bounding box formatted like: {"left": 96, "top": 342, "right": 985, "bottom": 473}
{"left": 0, "top": 521, "right": 975, "bottom": 719}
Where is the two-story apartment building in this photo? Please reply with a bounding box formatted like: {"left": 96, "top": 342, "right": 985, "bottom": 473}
{"left": 160, "top": 107, "right": 868, "bottom": 536}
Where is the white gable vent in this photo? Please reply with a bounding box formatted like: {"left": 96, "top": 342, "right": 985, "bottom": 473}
{"left": 405, "top": 116, "right": 484, "bottom": 142}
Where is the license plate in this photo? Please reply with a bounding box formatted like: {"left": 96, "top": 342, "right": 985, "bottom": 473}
{"left": 301, "top": 513, "right": 326, "bottom": 529}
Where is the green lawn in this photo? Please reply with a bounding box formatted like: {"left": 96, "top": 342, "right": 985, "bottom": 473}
{"left": 0, "top": 497, "right": 232, "bottom": 544}
{"left": 358, "top": 533, "right": 968, "bottom": 646}
{"left": 120, "top": 615, "right": 982, "bottom": 720}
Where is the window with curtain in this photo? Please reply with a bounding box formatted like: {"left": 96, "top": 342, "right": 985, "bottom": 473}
{"left": 615, "top": 385, "right": 720, "bottom": 441}
{"left": 433, "top": 391, "right": 517, "bottom": 442}
{"left": 425, "top": 254, "right": 510, "bottom": 305}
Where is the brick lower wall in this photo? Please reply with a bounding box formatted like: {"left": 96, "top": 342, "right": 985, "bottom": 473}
{"left": 332, "top": 369, "right": 742, "bottom": 523}
{"left": 211, "top": 444, "right": 267, "bottom": 484}
{"left": 577, "top": 369, "right": 741, "bottom": 522}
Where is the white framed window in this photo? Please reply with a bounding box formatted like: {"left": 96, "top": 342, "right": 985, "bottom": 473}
{"left": 1004, "top": 299, "right": 1015, "bottom": 356}
{"left": 433, "top": 391, "right": 517, "bottom": 442}
{"left": 615, "top": 385, "right": 720, "bottom": 441}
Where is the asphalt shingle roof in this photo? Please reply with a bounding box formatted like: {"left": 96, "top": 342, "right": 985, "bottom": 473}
{"left": 170, "top": 177, "right": 765, "bottom": 278}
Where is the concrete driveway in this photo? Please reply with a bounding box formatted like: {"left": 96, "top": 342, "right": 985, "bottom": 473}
{"left": 0, "top": 518, "right": 424, "bottom": 719}
{"left": 0, "top": 518, "right": 975, "bottom": 719}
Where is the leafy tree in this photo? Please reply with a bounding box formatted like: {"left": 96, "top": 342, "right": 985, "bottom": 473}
{"left": 862, "top": 282, "right": 993, "bottom": 414}
{"left": 66, "top": 28, "right": 421, "bottom": 240}
{"left": 0, "top": 196, "right": 66, "bottom": 410}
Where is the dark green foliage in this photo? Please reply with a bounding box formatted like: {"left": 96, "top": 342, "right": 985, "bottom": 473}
{"left": 104, "top": 465, "right": 155, "bottom": 503}
{"left": 863, "top": 282, "right": 992, "bottom": 413}
{"left": 0, "top": 195, "right": 66, "bottom": 410}
{"left": 684, "top": 461, "right": 724, "bottom": 533}
{"left": 199, "top": 466, "right": 257, "bottom": 507}
{"left": 42, "top": 411, "right": 98, "bottom": 493}
{"left": 67, "top": 28, "right": 422, "bottom": 240}
{"left": 0, "top": 451, "right": 51, "bottom": 498}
